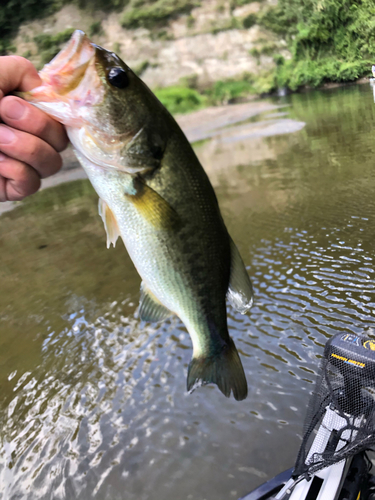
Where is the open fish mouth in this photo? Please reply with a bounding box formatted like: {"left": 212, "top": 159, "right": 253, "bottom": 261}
{"left": 38, "top": 30, "right": 95, "bottom": 95}
{"left": 19, "top": 30, "right": 104, "bottom": 124}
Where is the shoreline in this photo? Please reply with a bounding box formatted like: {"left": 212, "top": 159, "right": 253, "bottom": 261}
{"left": 0, "top": 76, "right": 370, "bottom": 216}
{"left": 0, "top": 99, "right": 282, "bottom": 215}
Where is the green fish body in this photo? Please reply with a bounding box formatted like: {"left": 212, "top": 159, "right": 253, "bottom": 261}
{"left": 22, "top": 30, "right": 254, "bottom": 400}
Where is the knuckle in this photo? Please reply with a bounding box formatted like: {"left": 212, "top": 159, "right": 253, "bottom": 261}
{"left": 38, "top": 149, "right": 62, "bottom": 179}
{"left": 26, "top": 177, "right": 41, "bottom": 196}
{"left": 56, "top": 130, "right": 69, "bottom": 153}
{"left": 33, "top": 116, "right": 50, "bottom": 138}
{"left": 50, "top": 152, "right": 63, "bottom": 175}
{"left": 15, "top": 173, "right": 41, "bottom": 198}
{"left": 0, "top": 177, "right": 6, "bottom": 202}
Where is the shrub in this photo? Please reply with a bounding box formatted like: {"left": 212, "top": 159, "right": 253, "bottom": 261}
{"left": 0, "top": 0, "right": 61, "bottom": 54}
{"left": 34, "top": 28, "right": 75, "bottom": 65}
{"left": 205, "top": 78, "right": 255, "bottom": 104}
{"left": 69, "top": 0, "right": 128, "bottom": 10}
{"left": 121, "top": 0, "right": 197, "bottom": 30}
{"left": 154, "top": 86, "right": 205, "bottom": 114}
{"left": 242, "top": 13, "right": 257, "bottom": 29}
{"left": 258, "top": 0, "right": 375, "bottom": 91}
{"left": 88, "top": 20, "right": 103, "bottom": 36}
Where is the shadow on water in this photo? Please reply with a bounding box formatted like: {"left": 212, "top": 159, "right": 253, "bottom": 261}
{"left": 1, "top": 82, "right": 375, "bottom": 499}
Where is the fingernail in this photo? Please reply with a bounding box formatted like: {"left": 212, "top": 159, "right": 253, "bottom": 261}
{"left": 0, "top": 152, "right": 6, "bottom": 161}
{"left": 0, "top": 127, "right": 16, "bottom": 144}
{"left": 5, "top": 100, "right": 25, "bottom": 120}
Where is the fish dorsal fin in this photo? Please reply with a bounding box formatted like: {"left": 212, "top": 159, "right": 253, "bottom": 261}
{"left": 139, "top": 282, "right": 173, "bottom": 323}
{"left": 125, "top": 177, "right": 180, "bottom": 230}
{"left": 227, "top": 237, "right": 254, "bottom": 314}
{"left": 98, "top": 198, "right": 120, "bottom": 249}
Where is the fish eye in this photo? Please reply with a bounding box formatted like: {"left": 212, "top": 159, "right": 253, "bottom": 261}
{"left": 108, "top": 67, "right": 129, "bottom": 89}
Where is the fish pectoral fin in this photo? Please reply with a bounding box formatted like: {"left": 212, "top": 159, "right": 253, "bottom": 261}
{"left": 227, "top": 237, "right": 254, "bottom": 313}
{"left": 98, "top": 198, "right": 120, "bottom": 249}
{"left": 125, "top": 177, "right": 180, "bottom": 230}
{"left": 138, "top": 283, "right": 173, "bottom": 323}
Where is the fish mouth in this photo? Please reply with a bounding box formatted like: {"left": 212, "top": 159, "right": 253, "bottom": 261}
{"left": 18, "top": 30, "right": 104, "bottom": 125}
{"left": 38, "top": 30, "right": 95, "bottom": 96}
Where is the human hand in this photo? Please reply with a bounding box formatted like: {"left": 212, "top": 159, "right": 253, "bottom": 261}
{"left": 0, "top": 56, "right": 68, "bottom": 202}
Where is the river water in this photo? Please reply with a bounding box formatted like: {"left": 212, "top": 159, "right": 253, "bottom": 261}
{"left": 1, "top": 82, "right": 375, "bottom": 500}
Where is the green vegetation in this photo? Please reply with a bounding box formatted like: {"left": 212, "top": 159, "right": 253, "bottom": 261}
{"left": 242, "top": 13, "right": 257, "bottom": 29}
{"left": 259, "top": 0, "right": 375, "bottom": 91}
{"left": 21, "top": 49, "right": 33, "bottom": 59}
{"left": 0, "top": 0, "right": 61, "bottom": 54}
{"left": 230, "top": 0, "right": 261, "bottom": 6}
{"left": 67, "top": 0, "right": 128, "bottom": 10}
{"left": 249, "top": 42, "right": 277, "bottom": 59}
{"left": 205, "top": 77, "right": 255, "bottom": 104}
{"left": 154, "top": 75, "right": 260, "bottom": 114}
{"left": 152, "top": 29, "right": 175, "bottom": 40}
{"left": 133, "top": 60, "right": 150, "bottom": 76}
{"left": 112, "top": 41, "right": 121, "bottom": 53}
{"left": 2, "top": 0, "right": 374, "bottom": 105}
{"left": 155, "top": 86, "right": 205, "bottom": 114}
{"left": 210, "top": 16, "right": 240, "bottom": 34}
{"left": 0, "top": 0, "right": 124, "bottom": 54}
{"left": 34, "top": 28, "right": 75, "bottom": 66}
{"left": 121, "top": 0, "right": 197, "bottom": 29}
{"left": 88, "top": 20, "right": 103, "bottom": 36}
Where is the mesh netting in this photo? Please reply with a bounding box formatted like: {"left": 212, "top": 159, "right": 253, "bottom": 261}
{"left": 293, "top": 335, "right": 375, "bottom": 478}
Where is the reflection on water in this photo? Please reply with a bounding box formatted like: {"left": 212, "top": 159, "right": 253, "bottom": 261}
{"left": 1, "top": 83, "right": 375, "bottom": 499}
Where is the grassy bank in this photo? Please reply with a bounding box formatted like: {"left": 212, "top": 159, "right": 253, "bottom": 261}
{"left": 154, "top": 76, "right": 262, "bottom": 114}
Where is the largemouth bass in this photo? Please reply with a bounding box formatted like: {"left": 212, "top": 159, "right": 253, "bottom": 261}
{"left": 22, "top": 30, "right": 254, "bottom": 400}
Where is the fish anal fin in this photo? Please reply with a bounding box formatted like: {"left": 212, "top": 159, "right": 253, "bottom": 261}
{"left": 227, "top": 237, "right": 254, "bottom": 314}
{"left": 139, "top": 283, "right": 173, "bottom": 323}
{"left": 125, "top": 177, "right": 179, "bottom": 230}
{"left": 187, "top": 336, "right": 248, "bottom": 401}
{"left": 98, "top": 198, "right": 120, "bottom": 249}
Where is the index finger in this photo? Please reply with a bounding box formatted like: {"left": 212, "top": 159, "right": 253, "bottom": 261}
{"left": 0, "top": 56, "right": 42, "bottom": 98}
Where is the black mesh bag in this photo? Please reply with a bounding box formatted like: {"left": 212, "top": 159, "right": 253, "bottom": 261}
{"left": 293, "top": 333, "right": 375, "bottom": 479}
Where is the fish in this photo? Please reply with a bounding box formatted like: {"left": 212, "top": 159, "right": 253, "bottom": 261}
{"left": 21, "top": 30, "right": 254, "bottom": 400}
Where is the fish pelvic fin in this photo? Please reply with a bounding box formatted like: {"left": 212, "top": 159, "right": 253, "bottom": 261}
{"left": 98, "top": 198, "right": 120, "bottom": 248}
{"left": 227, "top": 237, "right": 254, "bottom": 314}
{"left": 187, "top": 337, "right": 248, "bottom": 401}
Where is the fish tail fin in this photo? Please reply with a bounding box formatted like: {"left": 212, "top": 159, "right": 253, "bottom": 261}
{"left": 187, "top": 337, "right": 248, "bottom": 401}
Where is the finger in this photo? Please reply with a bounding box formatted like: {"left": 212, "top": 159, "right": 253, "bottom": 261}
{"left": 0, "top": 56, "right": 42, "bottom": 99}
{"left": 0, "top": 153, "right": 41, "bottom": 201}
{"left": 0, "top": 125, "right": 62, "bottom": 179}
{"left": 0, "top": 96, "right": 68, "bottom": 153}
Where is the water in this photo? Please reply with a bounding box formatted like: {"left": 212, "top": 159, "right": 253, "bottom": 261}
{"left": 1, "top": 82, "right": 375, "bottom": 500}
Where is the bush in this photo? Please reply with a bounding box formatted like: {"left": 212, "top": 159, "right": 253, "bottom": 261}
{"left": 205, "top": 78, "right": 255, "bottom": 104}
{"left": 34, "top": 28, "right": 75, "bottom": 65}
{"left": 242, "top": 13, "right": 257, "bottom": 29}
{"left": 88, "top": 20, "right": 103, "bottom": 36}
{"left": 68, "top": 0, "right": 128, "bottom": 10}
{"left": 0, "top": 0, "right": 61, "bottom": 54}
{"left": 259, "top": 0, "right": 375, "bottom": 91}
{"left": 121, "top": 0, "right": 196, "bottom": 30}
{"left": 154, "top": 86, "right": 205, "bottom": 114}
